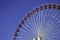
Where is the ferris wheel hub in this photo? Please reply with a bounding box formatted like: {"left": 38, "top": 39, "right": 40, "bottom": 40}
{"left": 33, "top": 35, "right": 42, "bottom": 40}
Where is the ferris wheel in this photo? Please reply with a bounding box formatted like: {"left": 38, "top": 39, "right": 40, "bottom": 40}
{"left": 13, "top": 3, "right": 60, "bottom": 40}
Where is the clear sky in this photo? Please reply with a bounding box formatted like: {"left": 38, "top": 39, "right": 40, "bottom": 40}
{"left": 0, "top": 0, "right": 60, "bottom": 40}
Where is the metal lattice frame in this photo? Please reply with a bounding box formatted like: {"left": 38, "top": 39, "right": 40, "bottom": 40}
{"left": 13, "top": 4, "right": 60, "bottom": 40}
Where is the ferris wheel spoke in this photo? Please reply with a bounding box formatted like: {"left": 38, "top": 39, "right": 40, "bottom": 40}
{"left": 52, "top": 9, "right": 59, "bottom": 17}
{"left": 43, "top": 9, "right": 52, "bottom": 24}
{"left": 52, "top": 11, "right": 60, "bottom": 22}
{"left": 48, "top": 18, "right": 56, "bottom": 27}
{"left": 42, "top": 9, "right": 47, "bottom": 24}
{"left": 35, "top": 13, "right": 38, "bottom": 27}
{"left": 51, "top": 25, "right": 60, "bottom": 33}
{"left": 47, "top": 9, "right": 60, "bottom": 26}
{"left": 18, "top": 31, "right": 34, "bottom": 38}
{"left": 35, "top": 13, "right": 38, "bottom": 28}
{"left": 26, "top": 19, "right": 33, "bottom": 30}
{"left": 38, "top": 11, "right": 42, "bottom": 26}
{"left": 32, "top": 14, "right": 36, "bottom": 28}
{"left": 35, "top": 12, "right": 40, "bottom": 28}
{"left": 49, "top": 10, "right": 58, "bottom": 22}
{"left": 47, "top": 22, "right": 60, "bottom": 34}
{"left": 51, "top": 22, "right": 59, "bottom": 29}
{"left": 20, "top": 28, "right": 31, "bottom": 35}
{"left": 47, "top": 9, "right": 56, "bottom": 23}
{"left": 32, "top": 14, "right": 37, "bottom": 29}
{"left": 17, "top": 36, "right": 31, "bottom": 40}
{"left": 28, "top": 15, "right": 35, "bottom": 28}
{"left": 24, "top": 22, "right": 33, "bottom": 32}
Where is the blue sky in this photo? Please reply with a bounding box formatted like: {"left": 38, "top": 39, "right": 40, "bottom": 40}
{"left": 0, "top": 0, "right": 60, "bottom": 40}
